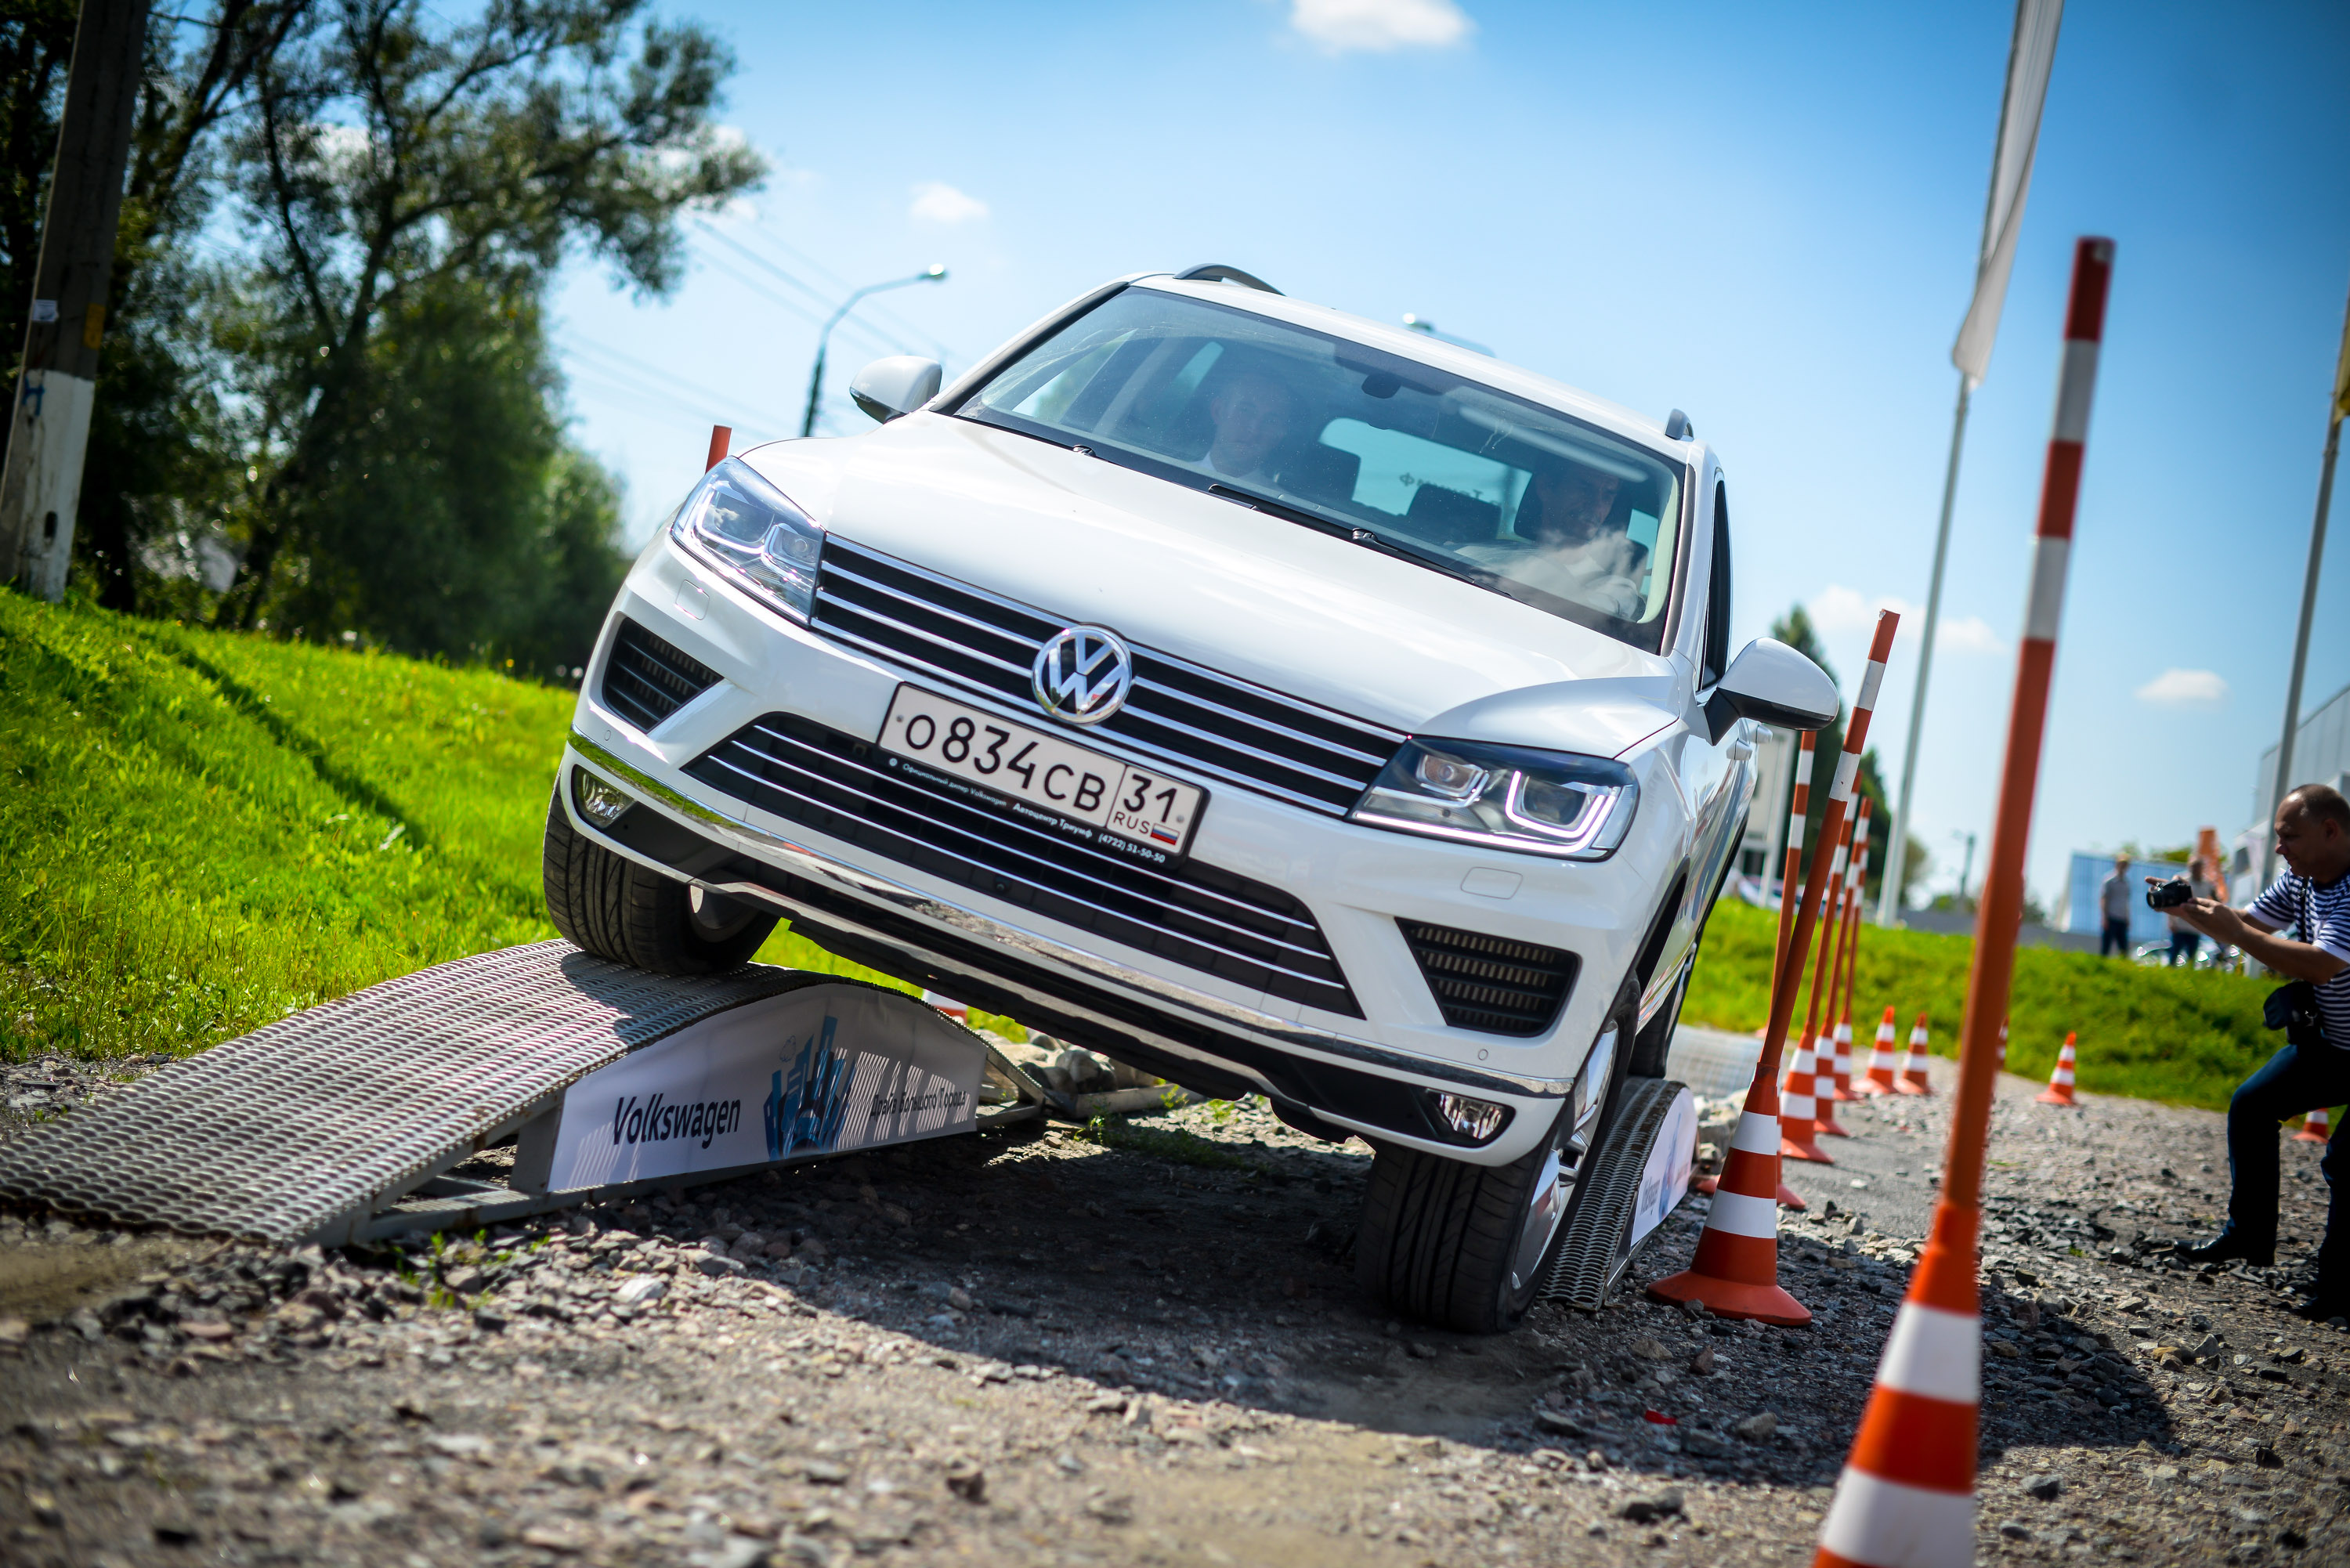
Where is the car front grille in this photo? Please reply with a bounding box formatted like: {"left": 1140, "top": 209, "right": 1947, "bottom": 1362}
{"left": 685, "top": 712, "right": 1361, "bottom": 1017}
{"left": 603, "top": 617, "right": 720, "bottom": 732}
{"left": 1397, "top": 920, "right": 1578, "bottom": 1036}
{"left": 810, "top": 537, "right": 1405, "bottom": 817}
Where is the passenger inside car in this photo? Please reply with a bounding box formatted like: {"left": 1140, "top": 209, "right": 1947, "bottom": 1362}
{"left": 1462, "top": 461, "right": 1648, "bottom": 620}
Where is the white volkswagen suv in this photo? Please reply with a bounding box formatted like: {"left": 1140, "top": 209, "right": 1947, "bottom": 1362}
{"left": 544, "top": 267, "right": 1836, "bottom": 1331}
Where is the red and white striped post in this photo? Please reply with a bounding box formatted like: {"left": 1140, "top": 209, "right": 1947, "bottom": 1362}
{"left": 1792, "top": 810, "right": 1857, "bottom": 1145}
{"left": 1816, "top": 237, "right": 2113, "bottom": 1568}
{"left": 1776, "top": 731, "right": 1819, "bottom": 976}
{"left": 1650, "top": 610, "right": 1898, "bottom": 1323}
{"left": 1829, "top": 800, "right": 1874, "bottom": 1101}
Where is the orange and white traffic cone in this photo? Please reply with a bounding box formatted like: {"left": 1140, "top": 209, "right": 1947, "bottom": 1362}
{"left": 1694, "top": 1164, "right": 1807, "bottom": 1209}
{"left": 2294, "top": 1107, "right": 2332, "bottom": 1145}
{"left": 1828, "top": 805, "right": 1871, "bottom": 1104}
{"left": 1830, "top": 1017, "right": 1860, "bottom": 1103}
{"left": 922, "top": 991, "right": 971, "bottom": 1028}
{"left": 1898, "top": 1014, "right": 1933, "bottom": 1095}
{"left": 1812, "top": 1200, "right": 1982, "bottom": 1567}
{"left": 1860, "top": 1007, "right": 1902, "bottom": 1095}
{"left": 2035, "top": 1032, "right": 2079, "bottom": 1106}
{"left": 1815, "top": 1046, "right": 1856, "bottom": 1139}
{"left": 1781, "top": 1035, "right": 1835, "bottom": 1164}
{"left": 1653, "top": 1089, "right": 1815, "bottom": 1324}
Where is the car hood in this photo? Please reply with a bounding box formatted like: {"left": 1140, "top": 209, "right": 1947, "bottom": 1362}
{"left": 743, "top": 415, "right": 1683, "bottom": 757}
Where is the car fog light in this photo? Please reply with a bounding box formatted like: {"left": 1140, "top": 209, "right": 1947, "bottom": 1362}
{"left": 573, "top": 768, "right": 633, "bottom": 827}
{"left": 1426, "top": 1091, "right": 1512, "bottom": 1145}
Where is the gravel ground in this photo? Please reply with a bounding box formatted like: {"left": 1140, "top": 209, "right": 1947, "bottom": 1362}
{"left": 2, "top": 1035, "right": 2346, "bottom": 1567}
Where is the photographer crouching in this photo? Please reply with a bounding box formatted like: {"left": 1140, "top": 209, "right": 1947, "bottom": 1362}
{"left": 2163, "top": 783, "right": 2350, "bottom": 1321}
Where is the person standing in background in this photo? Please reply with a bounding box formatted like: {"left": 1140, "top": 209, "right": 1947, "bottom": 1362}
{"left": 2169, "top": 855, "right": 2221, "bottom": 966}
{"left": 2101, "top": 854, "right": 2134, "bottom": 956}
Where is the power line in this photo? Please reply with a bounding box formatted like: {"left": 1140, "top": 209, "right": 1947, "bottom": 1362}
{"left": 690, "top": 249, "right": 907, "bottom": 363}
{"left": 564, "top": 335, "right": 794, "bottom": 431}
{"left": 739, "top": 226, "right": 958, "bottom": 363}
{"left": 562, "top": 366, "right": 779, "bottom": 443}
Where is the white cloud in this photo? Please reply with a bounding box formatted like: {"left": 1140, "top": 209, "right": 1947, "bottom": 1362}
{"left": 2135, "top": 668, "right": 2228, "bottom": 707}
{"left": 1806, "top": 586, "right": 2003, "bottom": 656}
{"left": 1807, "top": 583, "right": 1887, "bottom": 633}
{"left": 909, "top": 181, "right": 989, "bottom": 225}
{"left": 1936, "top": 615, "right": 2002, "bottom": 655}
{"left": 1289, "top": 0, "right": 1473, "bottom": 53}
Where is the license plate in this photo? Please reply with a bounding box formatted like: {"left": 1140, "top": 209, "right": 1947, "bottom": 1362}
{"left": 878, "top": 685, "right": 1206, "bottom": 858}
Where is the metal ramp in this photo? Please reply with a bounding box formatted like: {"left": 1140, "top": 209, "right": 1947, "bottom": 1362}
{"left": 0, "top": 941, "right": 1047, "bottom": 1247}
{"left": 1541, "top": 1076, "right": 1697, "bottom": 1312}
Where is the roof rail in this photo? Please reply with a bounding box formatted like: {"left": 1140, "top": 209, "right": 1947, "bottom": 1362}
{"left": 1173, "top": 264, "right": 1282, "bottom": 295}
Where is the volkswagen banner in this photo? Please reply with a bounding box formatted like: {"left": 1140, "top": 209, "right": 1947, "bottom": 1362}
{"left": 540, "top": 983, "right": 983, "bottom": 1193}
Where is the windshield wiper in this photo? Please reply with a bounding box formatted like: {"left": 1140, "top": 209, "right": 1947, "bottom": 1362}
{"left": 1207, "top": 482, "right": 1500, "bottom": 592}
{"left": 1206, "top": 482, "right": 1347, "bottom": 537}
{"left": 1343, "top": 526, "right": 1504, "bottom": 591}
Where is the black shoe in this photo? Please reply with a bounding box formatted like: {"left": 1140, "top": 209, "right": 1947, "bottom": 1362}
{"left": 2175, "top": 1234, "right": 2274, "bottom": 1268}
{"left": 2288, "top": 1295, "right": 2348, "bottom": 1323}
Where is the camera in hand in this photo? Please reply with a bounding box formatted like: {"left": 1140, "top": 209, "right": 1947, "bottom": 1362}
{"left": 2146, "top": 876, "right": 2195, "bottom": 911}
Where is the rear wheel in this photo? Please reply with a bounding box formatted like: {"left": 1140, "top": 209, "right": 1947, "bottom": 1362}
{"left": 1355, "top": 993, "right": 1633, "bottom": 1334}
{"left": 542, "top": 791, "right": 777, "bottom": 974}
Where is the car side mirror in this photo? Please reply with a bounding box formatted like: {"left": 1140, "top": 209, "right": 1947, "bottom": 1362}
{"left": 848, "top": 356, "right": 942, "bottom": 424}
{"left": 1702, "top": 638, "right": 1839, "bottom": 742}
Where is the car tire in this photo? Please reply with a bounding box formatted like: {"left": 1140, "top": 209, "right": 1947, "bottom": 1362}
{"left": 1354, "top": 991, "right": 1636, "bottom": 1335}
{"left": 541, "top": 791, "right": 777, "bottom": 974}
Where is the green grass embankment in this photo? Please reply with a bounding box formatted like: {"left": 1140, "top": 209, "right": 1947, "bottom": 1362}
{"left": 1686, "top": 897, "right": 2287, "bottom": 1114}
{"left": 0, "top": 596, "right": 958, "bottom": 1063}
{"left": 0, "top": 594, "right": 2306, "bottom": 1115}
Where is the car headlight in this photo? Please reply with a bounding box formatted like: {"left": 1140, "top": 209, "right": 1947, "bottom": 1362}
{"left": 670, "top": 457, "right": 824, "bottom": 621}
{"left": 1350, "top": 739, "right": 1638, "bottom": 860}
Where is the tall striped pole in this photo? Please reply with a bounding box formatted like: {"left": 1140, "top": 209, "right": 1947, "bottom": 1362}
{"left": 1776, "top": 731, "right": 1819, "bottom": 977}
{"left": 1816, "top": 237, "right": 2113, "bottom": 1568}
{"left": 1829, "top": 799, "right": 1875, "bottom": 1101}
{"left": 1649, "top": 610, "right": 1897, "bottom": 1323}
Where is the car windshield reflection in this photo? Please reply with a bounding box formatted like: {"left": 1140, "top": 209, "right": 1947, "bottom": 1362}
{"left": 953, "top": 286, "right": 1687, "bottom": 653}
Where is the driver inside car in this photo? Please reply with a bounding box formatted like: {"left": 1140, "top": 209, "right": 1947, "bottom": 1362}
{"left": 1202, "top": 367, "right": 1297, "bottom": 482}
{"left": 1463, "top": 461, "right": 1648, "bottom": 620}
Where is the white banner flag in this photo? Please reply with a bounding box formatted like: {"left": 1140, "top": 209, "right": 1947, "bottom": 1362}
{"left": 1951, "top": 0, "right": 2065, "bottom": 387}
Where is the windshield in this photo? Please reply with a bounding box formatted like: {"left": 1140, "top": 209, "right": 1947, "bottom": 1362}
{"left": 954, "top": 286, "right": 1686, "bottom": 652}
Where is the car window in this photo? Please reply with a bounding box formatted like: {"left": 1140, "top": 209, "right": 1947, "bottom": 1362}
{"left": 956, "top": 287, "right": 1687, "bottom": 655}
{"left": 1702, "top": 480, "right": 1731, "bottom": 688}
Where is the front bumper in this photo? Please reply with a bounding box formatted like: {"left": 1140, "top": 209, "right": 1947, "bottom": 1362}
{"left": 562, "top": 540, "right": 1676, "bottom": 1165}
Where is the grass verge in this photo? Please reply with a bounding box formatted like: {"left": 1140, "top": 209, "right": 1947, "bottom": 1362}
{"left": 1686, "top": 897, "right": 2288, "bottom": 1114}
{"left": 0, "top": 596, "right": 997, "bottom": 1063}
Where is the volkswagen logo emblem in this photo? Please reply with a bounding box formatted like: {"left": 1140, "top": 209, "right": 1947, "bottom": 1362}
{"left": 1031, "top": 626, "right": 1133, "bottom": 725}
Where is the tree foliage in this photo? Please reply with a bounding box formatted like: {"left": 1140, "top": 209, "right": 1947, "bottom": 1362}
{"left": 4, "top": 0, "right": 763, "bottom": 671}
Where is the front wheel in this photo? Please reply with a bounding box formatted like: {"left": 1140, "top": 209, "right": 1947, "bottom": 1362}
{"left": 542, "top": 790, "right": 777, "bottom": 974}
{"left": 1354, "top": 996, "right": 1632, "bottom": 1334}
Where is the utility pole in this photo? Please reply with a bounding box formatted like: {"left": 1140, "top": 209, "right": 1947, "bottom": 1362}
{"left": 1877, "top": 0, "right": 2064, "bottom": 928}
{"left": 0, "top": 0, "right": 150, "bottom": 601}
{"left": 799, "top": 266, "right": 945, "bottom": 438}
{"left": 2260, "top": 276, "right": 2350, "bottom": 888}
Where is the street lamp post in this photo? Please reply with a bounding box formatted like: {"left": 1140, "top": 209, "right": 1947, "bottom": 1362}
{"left": 800, "top": 265, "right": 947, "bottom": 438}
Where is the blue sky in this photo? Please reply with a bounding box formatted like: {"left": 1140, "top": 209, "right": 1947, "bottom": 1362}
{"left": 550, "top": 0, "right": 2350, "bottom": 912}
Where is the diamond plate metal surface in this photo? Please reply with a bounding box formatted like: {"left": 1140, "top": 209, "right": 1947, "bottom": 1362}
{"left": 0, "top": 941, "right": 839, "bottom": 1242}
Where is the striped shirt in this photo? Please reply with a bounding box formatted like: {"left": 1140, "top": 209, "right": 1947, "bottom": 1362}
{"left": 2250, "top": 870, "right": 2350, "bottom": 1050}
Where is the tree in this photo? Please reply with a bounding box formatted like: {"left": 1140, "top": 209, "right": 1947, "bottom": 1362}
{"left": 0, "top": 0, "right": 82, "bottom": 380}
{"left": 6, "top": 0, "right": 761, "bottom": 670}
{"left": 208, "top": 0, "right": 761, "bottom": 633}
